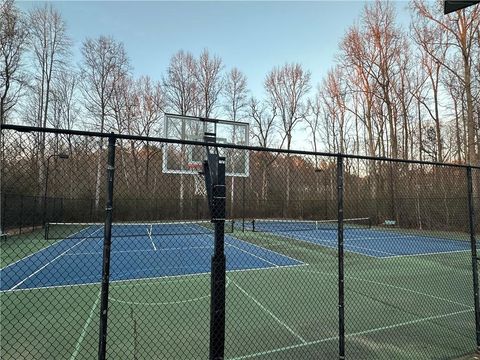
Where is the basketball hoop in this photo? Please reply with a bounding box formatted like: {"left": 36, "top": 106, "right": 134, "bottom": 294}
{"left": 187, "top": 162, "right": 207, "bottom": 196}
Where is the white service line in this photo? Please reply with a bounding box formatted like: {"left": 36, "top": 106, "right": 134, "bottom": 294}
{"left": 232, "top": 280, "right": 307, "bottom": 344}
{"left": 381, "top": 249, "right": 470, "bottom": 259}
{"left": 311, "top": 237, "right": 397, "bottom": 256}
{"left": 65, "top": 245, "right": 213, "bottom": 256}
{"left": 2, "top": 263, "right": 308, "bottom": 293}
{"left": 8, "top": 228, "right": 102, "bottom": 291}
{"left": 70, "top": 290, "right": 101, "bottom": 360}
{"left": 147, "top": 228, "right": 157, "bottom": 251}
{"left": 227, "top": 236, "right": 303, "bottom": 264}
{"left": 226, "top": 243, "right": 279, "bottom": 267}
{"left": 228, "top": 308, "right": 472, "bottom": 360}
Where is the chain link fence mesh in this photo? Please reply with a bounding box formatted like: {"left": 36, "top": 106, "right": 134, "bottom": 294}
{"left": 1, "top": 126, "right": 479, "bottom": 359}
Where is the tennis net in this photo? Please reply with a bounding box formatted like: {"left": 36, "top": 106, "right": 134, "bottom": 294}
{"left": 251, "top": 217, "right": 371, "bottom": 233}
{"left": 45, "top": 220, "right": 235, "bottom": 240}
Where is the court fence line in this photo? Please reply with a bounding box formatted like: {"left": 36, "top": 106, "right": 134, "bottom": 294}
{"left": 1, "top": 125, "right": 479, "bottom": 360}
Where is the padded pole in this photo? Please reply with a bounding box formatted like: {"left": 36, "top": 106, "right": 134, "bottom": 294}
{"left": 209, "top": 157, "right": 226, "bottom": 360}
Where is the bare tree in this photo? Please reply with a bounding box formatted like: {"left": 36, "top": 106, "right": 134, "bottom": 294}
{"left": 223, "top": 67, "right": 248, "bottom": 121}
{"left": 50, "top": 70, "right": 78, "bottom": 155}
{"left": 363, "top": 1, "right": 404, "bottom": 159}
{"left": 412, "top": 10, "right": 449, "bottom": 161}
{"left": 1, "top": 0, "right": 29, "bottom": 124}
{"left": 306, "top": 86, "right": 327, "bottom": 155}
{"left": 195, "top": 49, "right": 223, "bottom": 118}
{"left": 249, "top": 97, "right": 280, "bottom": 201}
{"left": 265, "top": 63, "right": 311, "bottom": 211}
{"left": 223, "top": 67, "right": 248, "bottom": 215}
{"left": 163, "top": 50, "right": 198, "bottom": 116}
{"left": 28, "top": 4, "right": 70, "bottom": 198}
{"left": 413, "top": 0, "right": 480, "bottom": 164}
{"left": 320, "top": 67, "right": 350, "bottom": 154}
{"left": 29, "top": 4, "right": 70, "bottom": 128}
{"left": 163, "top": 50, "right": 199, "bottom": 216}
{"left": 132, "top": 76, "right": 165, "bottom": 189}
{"left": 80, "top": 35, "right": 129, "bottom": 207}
{"left": 340, "top": 25, "right": 378, "bottom": 157}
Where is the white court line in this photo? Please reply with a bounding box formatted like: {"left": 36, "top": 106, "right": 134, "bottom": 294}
{"left": 147, "top": 228, "right": 157, "bottom": 251}
{"left": 347, "top": 234, "right": 471, "bottom": 246}
{"left": 228, "top": 308, "right": 472, "bottom": 360}
{"left": 8, "top": 228, "right": 102, "bottom": 291}
{"left": 226, "top": 243, "right": 279, "bottom": 267}
{"left": 347, "top": 274, "right": 473, "bottom": 309}
{"left": 270, "top": 232, "right": 383, "bottom": 259}
{"left": 65, "top": 245, "right": 213, "bottom": 256}
{"left": 299, "top": 268, "right": 473, "bottom": 309}
{"left": 278, "top": 231, "right": 468, "bottom": 258}
{"left": 318, "top": 238, "right": 397, "bottom": 256}
{"left": 227, "top": 235, "right": 305, "bottom": 264}
{"left": 2, "top": 263, "right": 307, "bottom": 293}
{"left": 381, "top": 249, "right": 470, "bottom": 259}
{"left": 70, "top": 290, "right": 101, "bottom": 360}
{"left": 0, "top": 226, "right": 95, "bottom": 271}
{"left": 285, "top": 234, "right": 396, "bottom": 257}
{"left": 232, "top": 280, "right": 307, "bottom": 344}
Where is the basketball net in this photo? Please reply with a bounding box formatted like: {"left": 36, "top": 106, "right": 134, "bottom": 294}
{"left": 188, "top": 163, "right": 207, "bottom": 196}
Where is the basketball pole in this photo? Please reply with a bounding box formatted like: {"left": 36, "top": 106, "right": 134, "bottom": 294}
{"left": 203, "top": 133, "right": 227, "bottom": 360}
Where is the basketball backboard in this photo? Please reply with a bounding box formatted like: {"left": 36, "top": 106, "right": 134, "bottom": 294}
{"left": 162, "top": 113, "right": 250, "bottom": 177}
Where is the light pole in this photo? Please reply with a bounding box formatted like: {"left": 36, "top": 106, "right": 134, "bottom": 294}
{"left": 43, "top": 153, "right": 69, "bottom": 227}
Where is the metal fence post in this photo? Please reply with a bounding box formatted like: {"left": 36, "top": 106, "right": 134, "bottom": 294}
{"left": 33, "top": 195, "right": 37, "bottom": 231}
{"left": 1, "top": 192, "right": 6, "bottom": 233}
{"left": 90, "top": 198, "right": 94, "bottom": 222}
{"left": 242, "top": 177, "right": 246, "bottom": 232}
{"left": 98, "top": 133, "right": 116, "bottom": 360}
{"left": 337, "top": 155, "right": 345, "bottom": 359}
{"left": 467, "top": 166, "right": 480, "bottom": 351}
{"left": 20, "top": 194, "right": 24, "bottom": 234}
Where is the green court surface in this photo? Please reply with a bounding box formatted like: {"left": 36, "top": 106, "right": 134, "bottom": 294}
{"left": 1, "top": 228, "right": 476, "bottom": 359}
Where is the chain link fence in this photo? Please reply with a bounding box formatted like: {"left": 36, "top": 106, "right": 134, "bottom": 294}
{"left": 1, "top": 125, "right": 479, "bottom": 359}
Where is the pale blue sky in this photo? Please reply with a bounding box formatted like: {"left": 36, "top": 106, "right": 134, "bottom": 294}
{"left": 18, "top": 1, "right": 413, "bottom": 98}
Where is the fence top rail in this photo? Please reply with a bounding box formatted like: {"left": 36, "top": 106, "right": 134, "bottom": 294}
{"left": 1, "top": 123, "right": 479, "bottom": 170}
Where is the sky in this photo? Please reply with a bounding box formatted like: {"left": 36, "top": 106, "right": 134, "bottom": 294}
{"left": 18, "top": 1, "right": 413, "bottom": 98}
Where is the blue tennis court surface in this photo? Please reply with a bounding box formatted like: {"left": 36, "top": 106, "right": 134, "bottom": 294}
{"left": 256, "top": 226, "right": 470, "bottom": 258}
{"left": 1, "top": 224, "right": 302, "bottom": 291}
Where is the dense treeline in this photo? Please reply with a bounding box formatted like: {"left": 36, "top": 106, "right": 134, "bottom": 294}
{"left": 2, "top": 129, "right": 478, "bottom": 234}
{"left": 1, "top": 0, "right": 479, "bottom": 233}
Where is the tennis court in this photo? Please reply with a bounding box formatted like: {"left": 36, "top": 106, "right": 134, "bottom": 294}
{"left": 248, "top": 218, "right": 471, "bottom": 258}
{"left": 2, "top": 221, "right": 475, "bottom": 359}
{"left": 0, "top": 221, "right": 302, "bottom": 291}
